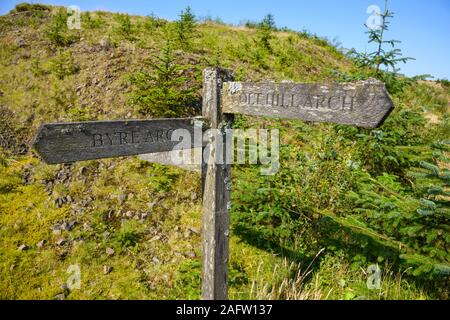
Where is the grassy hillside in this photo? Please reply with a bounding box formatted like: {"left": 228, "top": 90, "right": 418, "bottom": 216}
{"left": 0, "top": 4, "right": 448, "bottom": 299}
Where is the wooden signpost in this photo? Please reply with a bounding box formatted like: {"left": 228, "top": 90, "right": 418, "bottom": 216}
{"left": 33, "top": 118, "right": 199, "bottom": 164}
{"left": 32, "top": 68, "right": 394, "bottom": 300}
{"left": 222, "top": 79, "right": 393, "bottom": 128}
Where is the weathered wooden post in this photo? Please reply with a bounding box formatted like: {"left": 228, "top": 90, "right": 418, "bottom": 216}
{"left": 201, "top": 68, "right": 234, "bottom": 300}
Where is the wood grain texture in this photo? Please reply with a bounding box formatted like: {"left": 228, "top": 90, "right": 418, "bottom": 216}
{"left": 201, "top": 68, "right": 234, "bottom": 300}
{"left": 138, "top": 149, "right": 202, "bottom": 172}
{"left": 33, "top": 118, "right": 201, "bottom": 164}
{"left": 222, "top": 79, "right": 394, "bottom": 128}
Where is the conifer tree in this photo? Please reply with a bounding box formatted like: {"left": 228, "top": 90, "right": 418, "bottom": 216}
{"left": 175, "top": 6, "right": 196, "bottom": 49}
{"left": 349, "top": 0, "right": 413, "bottom": 75}
{"left": 256, "top": 14, "right": 276, "bottom": 53}
{"left": 129, "top": 40, "right": 198, "bottom": 117}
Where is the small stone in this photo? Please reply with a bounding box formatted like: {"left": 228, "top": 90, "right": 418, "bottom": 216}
{"left": 191, "top": 192, "right": 197, "bottom": 201}
{"left": 53, "top": 229, "right": 62, "bottom": 235}
{"left": 99, "top": 37, "right": 111, "bottom": 50}
{"left": 150, "top": 235, "right": 161, "bottom": 242}
{"left": 188, "top": 227, "right": 200, "bottom": 235}
{"left": 16, "top": 37, "right": 26, "bottom": 47}
{"left": 83, "top": 222, "right": 92, "bottom": 231}
{"left": 10, "top": 264, "right": 16, "bottom": 271}
{"left": 18, "top": 244, "right": 28, "bottom": 251}
{"left": 152, "top": 257, "right": 160, "bottom": 264}
{"left": 103, "top": 231, "right": 111, "bottom": 240}
{"left": 184, "top": 227, "right": 199, "bottom": 239}
{"left": 125, "top": 211, "right": 133, "bottom": 218}
{"left": 186, "top": 251, "right": 196, "bottom": 258}
{"left": 140, "top": 212, "right": 149, "bottom": 220}
{"left": 103, "top": 265, "right": 113, "bottom": 275}
{"left": 117, "top": 194, "right": 126, "bottom": 205}
{"left": 36, "top": 240, "right": 45, "bottom": 248}
{"left": 106, "top": 247, "right": 115, "bottom": 256}
{"left": 52, "top": 222, "right": 62, "bottom": 230}
{"left": 54, "top": 293, "right": 65, "bottom": 300}
{"left": 66, "top": 220, "right": 76, "bottom": 231}
{"left": 78, "top": 166, "right": 88, "bottom": 176}
{"left": 56, "top": 238, "right": 65, "bottom": 246}
{"left": 127, "top": 193, "right": 134, "bottom": 200}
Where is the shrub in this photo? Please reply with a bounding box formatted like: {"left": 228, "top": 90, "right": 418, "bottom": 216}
{"left": 128, "top": 40, "right": 199, "bottom": 117}
{"left": 81, "top": 11, "right": 104, "bottom": 29}
{"left": 9, "top": 3, "right": 50, "bottom": 14}
{"left": 48, "top": 50, "right": 79, "bottom": 79}
{"left": 45, "top": 7, "right": 79, "bottom": 46}
{"left": 115, "top": 220, "right": 142, "bottom": 248}
{"left": 255, "top": 14, "right": 275, "bottom": 53}
{"left": 114, "top": 14, "right": 134, "bottom": 39}
{"left": 175, "top": 6, "right": 196, "bottom": 49}
{"left": 144, "top": 13, "right": 166, "bottom": 30}
{"left": 30, "top": 58, "right": 48, "bottom": 77}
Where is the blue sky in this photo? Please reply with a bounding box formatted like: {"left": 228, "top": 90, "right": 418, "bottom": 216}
{"left": 1, "top": 0, "right": 449, "bottom": 79}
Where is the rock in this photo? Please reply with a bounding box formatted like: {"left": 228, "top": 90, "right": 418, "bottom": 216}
{"left": 124, "top": 211, "right": 133, "bottom": 218}
{"left": 186, "top": 251, "right": 196, "bottom": 258}
{"left": 16, "top": 37, "right": 26, "bottom": 48}
{"left": 18, "top": 244, "right": 28, "bottom": 251}
{"left": 188, "top": 227, "right": 200, "bottom": 235}
{"left": 52, "top": 222, "right": 62, "bottom": 230}
{"left": 78, "top": 166, "right": 88, "bottom": 176}
{"left": 53, "top": 229, "right": 62, "bottom": 235}
{"left": 117, "top": 194, "right": 126, "bottom": 205}
{"left": 56, "top": 238, "right": 65, "bottom": 246}
{"left": 184, "top": 227, "right": 200, "bottom": 238}
{"left": 106, "top": 247, "right": 115, "bottom": 256}
{"left": 99, "top": 37, "right": 111, "bottom": 50}
{"left": 103, "top": 265, "right": 113, "bottom": 275}
{"left": 36, "top": 240, "right": 45, "bottom": 248}
{"left": 152, "top": 257, "right": 160, "bottom": 264}
{"left": 54, "top": 293, "right": 65, "bottom": 300}
{"left": 83, "top": 222, "right": 92, "bottom": 231}
{"left": 150, "top": 235, "right": 161, "bottom": 242}
{"left": 140, "top": 212, "right": 149, "bottom": 220}
{"left": 64, "top": 220, "right": 76, "bottom": 231}
{"left": 55, "top": 197, "right": 68, "bottom": 208}
{"left": 147, "top": 202, "right": 157, "bottom": 209}
{"left": 103, "top": 231, "right": 111, "bottom": 240}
